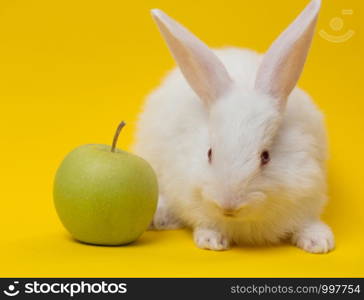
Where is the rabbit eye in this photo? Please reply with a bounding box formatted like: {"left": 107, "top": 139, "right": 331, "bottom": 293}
{"left": 207, "top": 148, "right": 212, "bottom": 163}
{"left": 260, "top": 150, "right": 270, "bottom": 166}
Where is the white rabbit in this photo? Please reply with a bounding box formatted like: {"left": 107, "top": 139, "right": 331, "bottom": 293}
{"left": 133, "top": 0, "right": 335, "bottom": 253}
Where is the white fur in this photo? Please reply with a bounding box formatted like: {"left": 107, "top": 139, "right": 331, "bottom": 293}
{"left": 194, "top": 227, "right": 230, "bottom": 251}
{"left": 134, "top": 2, "right": 334, "bottom": 253}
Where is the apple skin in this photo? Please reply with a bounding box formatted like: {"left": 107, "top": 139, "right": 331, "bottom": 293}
{"left": 53, "top": 144, "right": 158, "bottom": 245}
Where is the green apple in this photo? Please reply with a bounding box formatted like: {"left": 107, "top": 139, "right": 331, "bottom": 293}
{"left": 53, "top": 121, "right": 158, "bottom": 245}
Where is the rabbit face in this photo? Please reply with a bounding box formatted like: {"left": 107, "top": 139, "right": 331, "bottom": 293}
{"left": 203, "top": 88, "right": 280, "bottom": 217}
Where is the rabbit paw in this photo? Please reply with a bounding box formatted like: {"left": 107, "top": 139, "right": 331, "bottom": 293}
{"left": 149, "top": 213, "right": 182, "bottom": 230}
{"left": 193, "top": 228, "right": 230, "bottom": 251}
{"left": 293, "top": 221, "right": 335, "bottom": 254}
{"left": 149, "top": 195, "right": 183, "bottom": 230}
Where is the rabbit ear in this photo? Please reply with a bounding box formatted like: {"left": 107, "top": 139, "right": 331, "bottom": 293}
{"left": 151, "top": 9, "right": 233, "bottom": 106}
{"left": 255, "top": 0, "right": 321, "bottom": 108}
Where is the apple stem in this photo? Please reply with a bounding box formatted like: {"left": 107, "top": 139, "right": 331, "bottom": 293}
{"left": 111, "top": 121, "right": 126, "bottom": 152}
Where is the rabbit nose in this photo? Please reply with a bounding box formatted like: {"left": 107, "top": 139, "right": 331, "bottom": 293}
{"left": 219, "top": 202, "right": 242, "bottom": 217}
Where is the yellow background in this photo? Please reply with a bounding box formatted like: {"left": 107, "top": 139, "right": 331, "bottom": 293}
{"left": 0, "top": 0, "right": 363, "bottom": 277}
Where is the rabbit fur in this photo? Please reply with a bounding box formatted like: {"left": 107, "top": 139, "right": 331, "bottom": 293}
{"left": 133, "top": 0, "right": 334, "bottom": 253}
